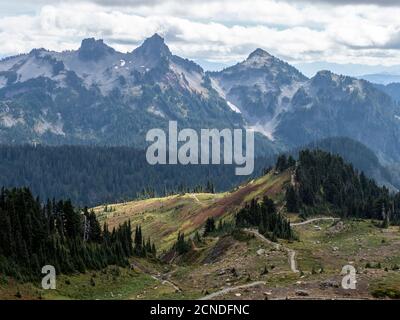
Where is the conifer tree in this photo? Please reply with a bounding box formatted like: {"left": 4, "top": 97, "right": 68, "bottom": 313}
{"left": 285, "top": 186, "right": 299, "bottom": 212}
{"left": 203, "top": 217, "right": 216, "bottom": 236}
{"left": 0, "top": 187, "right": 141, "bottom": 279}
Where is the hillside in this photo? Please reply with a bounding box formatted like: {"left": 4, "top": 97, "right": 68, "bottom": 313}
{"left": 373, "top": 82, "right": 400, "bottom": 103}
{"left": 3, "top": 150, "right": 400, "bottom": 300}
{"left": 94, "top": 170, "right": 291, "bottom": 250}
{"left": 93, "top": 148, "right": 400, "bottom": 253}
{"left": 298, "top": 137, "right": 399, "bottom": 190}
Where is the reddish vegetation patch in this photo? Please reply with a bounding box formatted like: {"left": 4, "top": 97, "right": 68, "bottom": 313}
{"left": 263, "top": 178, "right": 287, "bottom": 197}
{"left": 101, "top": 172, "right": 290, "bottom": 246}
{"left": 190, "top": 176, "right": 282, "bottom": 228}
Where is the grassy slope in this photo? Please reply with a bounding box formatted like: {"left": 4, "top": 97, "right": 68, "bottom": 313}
{"left": 94, "top": 170, "right": 291, "bottom": 250}
{"left": 0, "top": 258, "right": 187, "bottom": 300}
{"left": 0, "top": 171, "right": 291, "bottom": 300}
{"left": 4, "top": 169, "right": 400, "bottom": 300}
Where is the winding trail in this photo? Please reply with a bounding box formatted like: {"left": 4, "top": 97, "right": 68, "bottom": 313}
{"left": 151, "top": 275, "right": 181, "bottom": 292}
{"left": 199, "top": 281, "right": 266, "bottom": 300}
{"left": 291, "top": 217, "right": 339, "bottom": 226}
{"left": 171, "top": 217, "right": 340, "bottom": 300}
{"left": 287, "top": 250, "right": 298, "bottom": 273}
{"left": 190, "top": 194, "right": 200, "bottom": 203}
{"left": 245, "top": 228, "right": 299, "bottom": 273}
{"left": 199, "top": 217, "right": 341, "bottom": 300}
{"left": 131, "top": 261, "right": 182, "bottom": 292}
{"left": 291, "top": 172, "right": 296, "bottom": 187}
{"left": 244, "top": 218, "right": 338, "bottom": 274}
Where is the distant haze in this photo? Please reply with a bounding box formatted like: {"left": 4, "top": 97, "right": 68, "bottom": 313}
{"left": 294, "top": 62, "right": 400, "bottom": 79}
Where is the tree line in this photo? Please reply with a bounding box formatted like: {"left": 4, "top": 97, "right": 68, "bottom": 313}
{"left": 236, "top": 196, "right": 296, "bottom": 241}
{"left": 0, "top": 187, "right": 154, "bottom": 281}
{"left": 0, "top": 145, "right": 269, "bottom": 206}
{"left": 284, "top": 150, "right": 400, "bottom": 222}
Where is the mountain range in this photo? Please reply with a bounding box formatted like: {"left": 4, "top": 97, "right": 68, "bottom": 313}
{"left": 1, "top": 33, "right": 400, "bottom": 166}
{"left": 360, "top": 73, "right": 400, "bottom": 85}
{"left": 373, "top": 83, "right": 400, "bottom": 103}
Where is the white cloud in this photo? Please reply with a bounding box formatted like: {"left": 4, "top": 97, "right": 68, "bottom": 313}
{"left": 0, "top": 0, "right": 400, "bottom": 68}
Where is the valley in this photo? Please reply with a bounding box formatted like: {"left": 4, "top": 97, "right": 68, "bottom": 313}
{"left": 2, "top": 161, "right": 400, "bottom": 300}
{"left": 3, "top": 214, "right": 400, "bottom": 300}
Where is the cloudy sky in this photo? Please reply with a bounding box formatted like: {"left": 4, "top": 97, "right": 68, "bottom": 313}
{"left": 1, "top": 0, "right": 400, "bottom": 76}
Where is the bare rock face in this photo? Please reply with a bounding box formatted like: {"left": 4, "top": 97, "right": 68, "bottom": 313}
{"left": 0, "top": 34, "right": 246, "bottom": 149}
{"left": 2, "top": 34, "right": 400, "bottom": 175}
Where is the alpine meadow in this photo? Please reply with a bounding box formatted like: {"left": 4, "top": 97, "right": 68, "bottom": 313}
{"left": 2, "top": 0, "right": 400, "bottom": 308}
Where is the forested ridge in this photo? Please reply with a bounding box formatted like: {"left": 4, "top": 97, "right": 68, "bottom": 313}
{"left": 284, "top": 150, "right": 400, "bottom": 222}
{"left": 0, "top": 144, "right": 270, "bottom": 206}
{"left": 299, "top": 137, "right": 398, "bottom": 189}
{"left": 2, "top": 147, "right": 400, "bottom": 281}
{"left": 0, "top": 138, "right": 396, "bottom": 208}
{"left": 0, "top": 187, "right": 154, "bottom": 280}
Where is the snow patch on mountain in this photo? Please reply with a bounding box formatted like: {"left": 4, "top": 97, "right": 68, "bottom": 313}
{"left": 147, "top": 105, "right": 165, "bottom": 118}
{"left": 246, "top": 119, "right": 277, "bottom": 141}
{"left": 227, "top": 101, "right": 241, "bottom": 113}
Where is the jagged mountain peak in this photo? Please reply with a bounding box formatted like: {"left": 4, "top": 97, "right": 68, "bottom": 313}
{"left": 1, "top": 35, "right": 400, "bottom": 167}
{"left": 78, "top": 38, "right": 116, "bottom": 61}
{"left": 208, "top": 47, "right": 307, "bottom": 118}
{"left": 220, "top": 47, "right": 307, "bottom": 83}
{"left": 132, "top": 33, "right": 171, "bottom": 59}
{"left": 80, "top": 38, "right": 108, "bottom": 49}
{"left": 247, "top": 48, "right": 273, "bottom": 59}
{"left": 146, "top": 33, "right": 165, "bottom": 44}
{"left": 240, "top": 49, "right": 276, "bottom": 68}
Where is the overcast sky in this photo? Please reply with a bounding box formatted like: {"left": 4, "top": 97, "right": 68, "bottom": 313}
{"left": 1, "top": 0, "right": 400, "bottom": 75}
